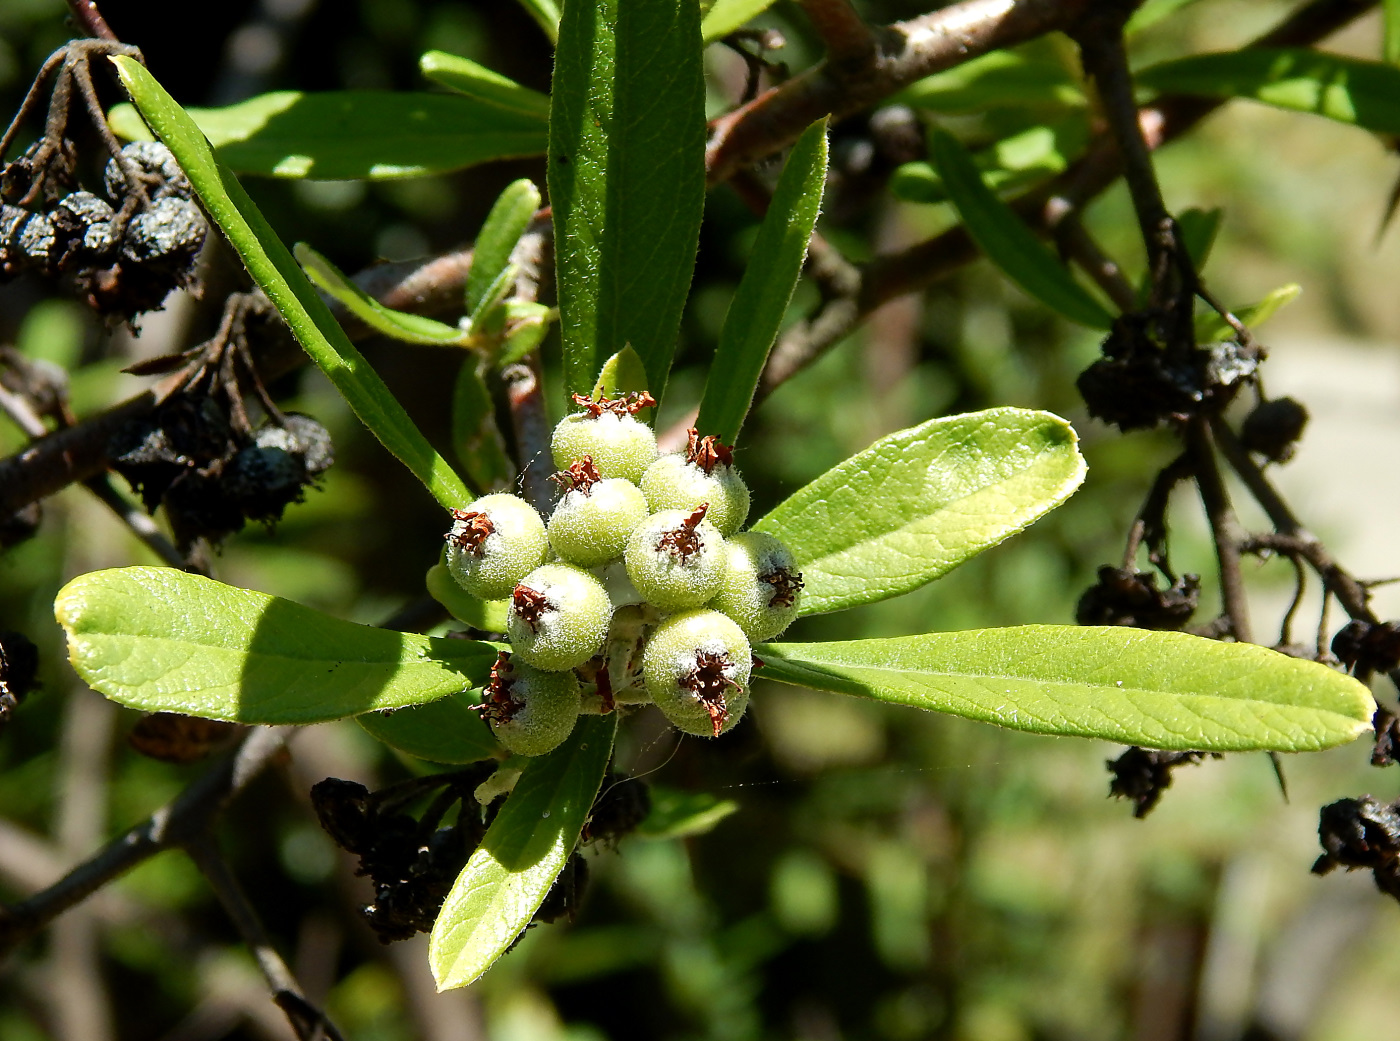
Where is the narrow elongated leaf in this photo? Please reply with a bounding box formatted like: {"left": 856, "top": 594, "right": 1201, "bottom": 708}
{"left": 929, "top": 129, "right": 1114, "bottom": 328}
{"left": 900, "top": 51, "right": 1085, "bottom": 112}
{"left": 358, "top": 690, "right": 500, "bottom": 764}
{"left": 550, "top": 0, "right": 706, "bottom": 396}
{"left": 419, "top": 52, "right": 552, "bottom": 121}
{"left": 111, "top": 91, "right": 546, "bottom": 179}
{"left": 1196, "top": 283, "right": 1300, "bottom": 343}
{"left": 467, "top": 179, "right": 541, "bottom": 314}
{"left": 753, "top": 408, "right": 1086, "bottom": 615}
{"left": 515, "top": 0, "right": 561, "bottom": 43}
{"left": 114, "top": 56, "right": 473, "bottom": 511}
{"left": 55, "top": 567, "right": 495, "bottom": 723}
{"left": 637, "top": 787, "right": 739, "bottom": 839}
{"left": 295, "top": 243, "right": 469, "bottom": 346}
{"left": 701, "top": 0, "right": 778, "bottom": 40}
{"left": 891, "top": 120, "right": 1083, "bottom": 204}
{"left": 451, "top": 362, "right": 513, "bottom": 492}
{"left": 431, "top": 715, "right": 615, "bottom": 989}
{"left": 697, "top": 118, "right": 827, "bottom": 445}
{"left": 1138, "top": 49, "right": 1400, "bottom": 136}
{"left": 757, "top": 627, "right": 1375, "bottom": 752}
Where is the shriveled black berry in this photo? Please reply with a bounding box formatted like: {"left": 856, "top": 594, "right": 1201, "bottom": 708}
{"left": 16, "top": 212, "right": 56, "bottom": 271}
{"left": 1107, "top": 747, "right": 1218, "bottom": 818}
{"left": 1313, "top": 796, "right": 1400, "bottom": 883}
{"left": 1076, "top": 567, "right": 1199, "bottom": 630}
{"left": 1240, "top": 396, "right": 1308, "bottom": 463}
{"left": 1331, "top": 620, "right": 1400, "bottom": 677}
{"left": 224, "top": 415, "right": 335, "bottom": 524}
{"left": 122, "top": 197, "right": 206, "bottom": 269}
{"left": 0, "top": 629, "right": 39, "bottom": 732}
{"left": 52, "top": 190, "right": 117, "bottom": 267}
{"left": 2, "top": 139, "right": 76, "bottom": 206}
{"left": 104, "top": 141, "right": 192, "bottom": 204}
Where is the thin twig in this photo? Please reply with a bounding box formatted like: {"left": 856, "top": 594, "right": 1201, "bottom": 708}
{"left": 1185, "top": 420, "right": 1253, "bottom": 644}
{"left": 1051, "top": 209, "right": 1137, "bottom": 312}
{"left": 799, "top": 0, "right": 877, "bottom": 66}
{"left": 502, "top": 359, "right": 553, "bottom": 514}
{"left": 65, "top": 0, "right": 118, "bottom": 41}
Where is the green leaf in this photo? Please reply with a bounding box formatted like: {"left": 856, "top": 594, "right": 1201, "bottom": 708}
{"left": 701, "top": 0, "right": 777, "bottom": 40}
{"left": 113, "top": 56, "right": 473, "bottom": 511}
{"left": 637, "top": 787, "right": 739, "bottom": 839}
{"left": 55, "top": 567, "right": 496, "bottom": 724}
{"left": 515, "top": 0, "right": 561, "bottom": 43}
{"left": 1124, "top": 0, "right": 1204, "bottom": 35}
{"left": 1138, "top": 49, "right": 1400, "bottom": 136}
{"left": 757, "top": 627, "right": 1376, "bottom": 752}
{"left": 467, "top": 179, "right": 541, "bottom": 314}
{"left": 1387, "top": 0, "right": 1400, "bottom": 66}
{"left": 929, "top": 129, "right": 1114, "bottom": 328}
{"left": 1196, "top": 283, "right": 1301, "bottom": 343}
{"left": 426, "top": 563, "right": 510, "bottom": 631}
{"left": 1176, "top": 206, "right": 1223, "bottom": 270}
{"left": 295, "top": 242, "right": 469, "bottom": 346}
{"left": 358, "top": 690, "right": 501, "bottom": 764}
{"left": 697, "top": 118, "right": 827, "bottom": 445}
{"left": 430, "top": 715, "right": 615, "bottom": 989}
{"left": 451, "top": 362, "right": 513, "bottom": 493}
{"left": 111, "top": 91, "right": 547, "bottom": 180}
{"left": 419, "top": 52, "right": 552, "bottom": 121}
{"left": 497, "top": 301, "right": 556, "bottom": 366}
{"left": 753, "top": 408, "right": 1086, "bottom": 616}
{"left": 590, "top": 346, "right": 652, "bottom": 401}
{"left": 889, "top": 120, "right": 1083, "bottom": 205}
{"left": 900, "top": 51, "right": 1085, "bottom": 112}
{"left": 550, "top": 0, "right": 706, "bottom": 397}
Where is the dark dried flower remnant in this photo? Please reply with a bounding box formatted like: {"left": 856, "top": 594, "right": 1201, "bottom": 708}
{"left": 656, "top": 503, "right": 709, "bottom": 563}
{"left": 682, "top": 649, "right": 744, "bottom": 738}
{"left": 510, "top": 584, "right": 551, "bottom": 634}
{"left": 1076, "top": 567, "right": 1200, "bottom": 630}
{"left": 550, "top": 455, "right": 603, "bottom": 495}
{"left": 759, "top": 565, "right": 804, "bottom": 609}
{"left": 569, "top": 391, "right": 656, "bottom": 417}
{"left": 685, "top": 427, "right": 735, "bottom": 474}
{"left": 1107, "top": 747, "right": 1218, "bottom": 818}
{"left": 445, "top": 509, "right": 495, "bottom": 554}
{"left": 1313, "top": 795, "right": 1400, "bottom": 903}
{"left": 477, "top": 652, "right": 523, "bottom": 726}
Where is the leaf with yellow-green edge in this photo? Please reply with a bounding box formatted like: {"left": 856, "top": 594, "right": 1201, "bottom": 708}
{"left": 431, "top": 714, "right": 616, "bottom": 990}
{"left": 697, "top": 118, "right": 827, "bottom": 446}
{"left": 109, "top": 90, "right": 546, "bottom": 180}
{"left": 1196, "top": 284, "right": 1301, "bottom": 343}
{"left": 358, "top": 690, "right": 501, "bottom": 764}
{"left": 112, "top": 56, "right": 472, "bottom": 511}
{"left": 752, "top": 408, "right": 1086, "bottom": 616}
{"left": 419, "top": 52, "right": 551, "bottom": 121}
{"left": 756, "top": 627, "right": 1375, "bottom": 752}
{"left": 514, "top": 0, "right": 560, "bottom": 43}
{"left": 295, "top": 242, "right": 470, "bottom": 346}
{"left": 930, "top": 128, "right": 1114, "bottom": 329}
{"left": 701, "top": 0, "right": 776, "bottom": 40}
{"left": 1138, "top": 49, "right": 1400, "bottom": 136}
{"left": 55, "top": 567, "right": 496, "bottom": 723}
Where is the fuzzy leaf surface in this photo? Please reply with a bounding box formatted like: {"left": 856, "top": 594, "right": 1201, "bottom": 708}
{"left": 110, "top": 90, "right": 545, "bottom": 179}
{"left": 56, "top": 568, "right": 495, "bottom": 723}
{"left": 431, "top": 715, "right": 615, "bottom": 989}
{"left": 1139, "top": 49, "right": 1400, "bottom": 135}
{"left": 114, "top": 57, "right": 472, "bottom": 510}
{"left": 753, "top": 408, "right": 1085, "bottom": 615}
{"left": 549, "top": 0, "right": 706, "bottom": 396}
{"left": 930, "top": 129, "right": 1113, "bottom": 328}
{"left": 758, "top": 628, "right": 1375, "bottom": 752}
{"left": 698, "top": 118, "right": 827, "bottom": 445}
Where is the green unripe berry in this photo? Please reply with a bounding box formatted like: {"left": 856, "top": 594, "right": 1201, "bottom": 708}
{"left": 479, "top": 652, "right": 580, "bottom": 756}
{"left": 551, "top": 393, "right": 658, "bottom": 483}
{"left": 507, "top": 562, "right": 612, "bottom": 671}
{"left": 547, "top": 460, "right": 649, "bottom": 567}
{"left": 642, "top": 609, "right": 752, "bottom": 737}
{"left": 640, "top": 430, "right": 749, "bottom": 535}
{"left": 444, "top": 494, "right": 548, "bottom": 601}
{"left": 710, "top": 531, "right": 804, "bottom": 641}
{"left": 624, "top": 505, "right": 726, "bottom": 611}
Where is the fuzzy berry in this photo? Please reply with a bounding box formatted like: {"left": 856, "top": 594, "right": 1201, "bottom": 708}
{"left": 551, "top": 392, "right": 658, "bottom": 483}
{"left": 546, "top": 457, "right": 649, "bottom": 567}
{"left": 642, "top": 609, "right": 753, "bottom": 737}
{"left": 506, "top": 562, "right": 612, "bottom": 671}
{"left": 624, "top": 504, "right": 727, "bottom": 611}
{"left": 478, "top": 652, "right": 581, "bottom": 757}
{"left": 444, "top": 493, "right": 548, "bottom": 601}
{"left": 640, "top": 429, "right": 750, "bottom": 536}
{"left": 709, "top": 531, "right": 804, "bottom": 641}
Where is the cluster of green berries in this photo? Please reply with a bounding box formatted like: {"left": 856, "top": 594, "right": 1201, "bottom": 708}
{"left": 443, "top": 391, "right": 803, "bottom": 757}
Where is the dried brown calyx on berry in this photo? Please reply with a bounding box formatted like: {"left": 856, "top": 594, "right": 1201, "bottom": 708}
{"left": 510, "top": 584, "right": 552, "bottom": 634}
{"left": 1106, "top": 747, "right": 1219, "bottom": 818}
{"left": 445, "top": 509, "right": 494, "bottom": 554}
{"left": 477, "top": 651, "right": 523, "bottom": 726}
{"left": 656, "top": 503, "right": 709, "bottom": 563}
{"left": 549, "top": 455, "right": 603, "bottom": 496}
{"left": 569, "top": 390, "right": 656, "bottom": 417}
{"left": 760, "top": 566, "right": 804, "bottom": 609}
{"left": 1075, "top": 567, "right": 1199, "bottom": 630}
{"left": 684, "top": 428, "right": 735, "bottom": 475}
{"left": 683, "top": 650, "right": 746, "bottom": 738}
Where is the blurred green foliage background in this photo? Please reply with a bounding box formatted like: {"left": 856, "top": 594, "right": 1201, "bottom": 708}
{"left": 2, "top": 1, "right": 1400, "bottom": 1039}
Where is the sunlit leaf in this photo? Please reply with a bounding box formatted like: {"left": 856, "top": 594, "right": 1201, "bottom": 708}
{"left": 753, "top": 408, "right": 1086, "bottom": 615}
{"left": 758, "top": 627, "right": 1375, "bottom": 752}
{"left": 698, "top": 118, "right": 827, "bottom": 445}
{"left": 929, "top": 128, "right": 1114, "bottom": 328}
{"left": 419, "top": 52, "right": 551, "bottom": 121}
{"left": 637, "top": 787, "right": 739, "bottom": 839}
{"left": 550, "top": 0, "right": 706, "bottom": 396}
{"left": 55, "top": 567, "right": 495, "bottom": 723}
{"left": 430, "top": 715, "right": 615, "bottom": 990}
{"left": 113, "top": 56, "right": 473, "bottom": 511}
{"left": 467, "top": 179, "right": 541, "bottom": 314}
{"left": 1196, "top": 283, "right": 1301, "bottom": 343}
{"left": 900, "top": 50, "right": 1084, "bottom": 112}
{"left": 701, "top": 0, "right": 778, "bottom": 40}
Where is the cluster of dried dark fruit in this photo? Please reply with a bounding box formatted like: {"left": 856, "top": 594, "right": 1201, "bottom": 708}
{"left": 0, "top": 630, "right": 38, "bottom": 733}
{"left": 1106, "top": 747, "right": 1220, "bottom": 818}
{"left": 1, "top": 139, "right": 207, "bottom": 322}
{"left": 1313, "top": 795, "right": 1400, "bottom": 901}
{"left": 1076, "top": 566, "right": 1200, "bottom": 631}
{"left": 311, "top": 768, "right": 650, "bottom": 943}
{"left": 1331, "top": 620, "right": 1400, "bottom": 680}
{"left": 1077, "top": 313, "right": 1260, "bottom": 432}
{"left": 108, "top": 396, "right": 332, "bottom": 549}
